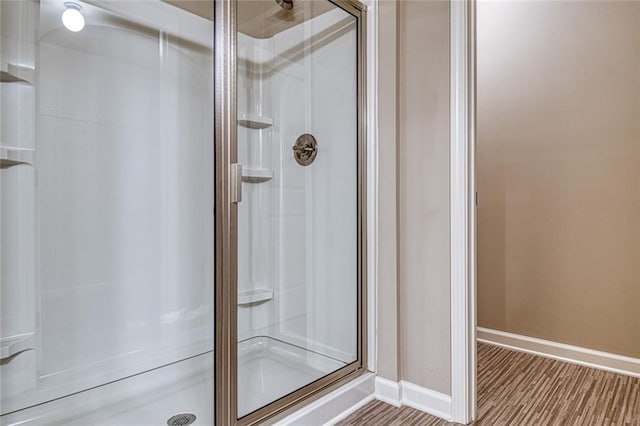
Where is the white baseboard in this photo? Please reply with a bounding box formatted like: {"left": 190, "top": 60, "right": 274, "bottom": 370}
{"left": 374, "top": 376, "right": 452, "bottom": 421}
{"left": 276, "top": 373, "right": 375, "bottom": 426}
{"left": 374, "top": 376, "right": 401, "bottom": 407}
{"left": 276, "top": 374, "right": 453, "bottom": 425}
{"left": 478, "top": 327, "right": 640, "bottom": 379}
{"left": 400, "top": 381, "right": 451, "bottom": 421}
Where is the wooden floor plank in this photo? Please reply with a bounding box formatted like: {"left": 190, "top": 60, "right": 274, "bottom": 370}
{"left": 336, "top": 343, "right": 640, "bottom": 425}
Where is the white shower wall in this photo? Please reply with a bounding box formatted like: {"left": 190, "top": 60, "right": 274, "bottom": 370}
{"left": 37, "top": 25, "right": 215, "bottom": 377}
{"left": 2, "top": 3, "right": 215, "bottom": 413}
{"left": 237, "top": 8, "right": 358, "bottom": 363}
{"left": 1, "top": 0, "right": 39, "bottom": 404}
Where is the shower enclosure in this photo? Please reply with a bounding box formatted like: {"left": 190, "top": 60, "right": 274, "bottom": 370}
{"left": 0, "top": 0, "right": 366, "bottom": 424}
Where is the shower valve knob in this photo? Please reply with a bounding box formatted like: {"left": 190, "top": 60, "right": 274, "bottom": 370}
{"left": 292, "top": 134, "right": 318, "bottom": 166}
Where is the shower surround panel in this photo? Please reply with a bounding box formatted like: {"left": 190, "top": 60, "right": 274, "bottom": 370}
{"left": 1, "top": 0, "right": 215, "bottom": 417}
{"left": 237, "top": 7, "right": 358, "bottom": 364}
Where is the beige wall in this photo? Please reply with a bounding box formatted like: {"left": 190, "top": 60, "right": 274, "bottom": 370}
{"left": 397, "top": 0, "right": 451, "bottom": 394}
{"left": 376, "top": 0, "right": 400, "bottom": 382}
{"left": 376, "top": 0, "right": 452, "bottom": 394}
{"left": 477, "top": 1, "right": 640, "bottom": 358}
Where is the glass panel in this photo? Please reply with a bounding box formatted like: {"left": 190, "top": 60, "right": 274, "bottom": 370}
{"left": 1, "top": 1, "right": 215, "bottom": 423}
{"left": 236, "top": 0, "right": 358, "bottom": 417}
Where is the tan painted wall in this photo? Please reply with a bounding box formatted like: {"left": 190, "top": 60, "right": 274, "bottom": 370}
{"left": 376, "top": 0, "right": 400, "bottom": 382}
{"left": 477, "top": 1, "right": 640, "bottom": 358}
{"left": 397, "top": 0, "right": 451, "bottom": 394}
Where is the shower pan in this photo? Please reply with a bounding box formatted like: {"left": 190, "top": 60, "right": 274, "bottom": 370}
{"left": 0, "top": 0, "right": 367, "bottom": 424}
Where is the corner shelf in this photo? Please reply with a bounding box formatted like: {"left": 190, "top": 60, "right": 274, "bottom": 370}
{"left": 242, "top": 168, "right": 273, "bottom": 183}
{"left": 238, "top": 288, "right": 273, "bottom": 305}
{"left": 238, "top": 113, "right": 273, "bottom": 130}
{"left": 1, "top": 332, "right": 35, "bottom": 360}
{"left": 0, "top": 62, "right": 34, "bottom": 85}
{"left": 1, "top": 146, "right": 34, "bottom": 169}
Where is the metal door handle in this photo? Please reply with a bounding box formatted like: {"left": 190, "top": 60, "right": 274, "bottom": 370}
{"left": 230, "top": 163, "right": 242, "bottom": 203}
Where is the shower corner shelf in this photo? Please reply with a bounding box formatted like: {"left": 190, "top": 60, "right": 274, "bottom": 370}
{"left": 242, "top": 168, "right": 273, "bottom": 183}
{"left": 0, "top": 62, "right": 35, "bottom": 85}
{"left": 238, "top": 288, "right": 273, "bottom": 305}
{"left": 0, "top": 332, "right": 35, "bottom": 360}
{"left": 238, "top": 113, "right": 273, "bottom": 130}
{"left": 0, "top": 146, "right": 34, "bottom": 169}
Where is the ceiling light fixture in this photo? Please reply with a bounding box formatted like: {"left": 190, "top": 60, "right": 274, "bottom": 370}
{"left": 62, "top": 2, "right": 85, "bottom": 32}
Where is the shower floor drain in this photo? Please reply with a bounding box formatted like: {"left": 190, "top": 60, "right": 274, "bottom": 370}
{"left": 167, "top": 413, "right": 196, "bottom": 426}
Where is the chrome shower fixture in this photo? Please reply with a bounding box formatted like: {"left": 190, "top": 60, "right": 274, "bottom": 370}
{"left": 275, "top": 0, "right": 294, "bottom": 11}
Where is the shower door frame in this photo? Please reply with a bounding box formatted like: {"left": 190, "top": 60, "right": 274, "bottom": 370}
{"left": 214, "top": 0, "right": 368, "bottom": 424}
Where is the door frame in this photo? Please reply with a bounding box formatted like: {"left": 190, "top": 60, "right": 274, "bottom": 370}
{"left": 214, "top": 0, "right": 238, "bottom": 424}
{"left": 450, "top": 0, "right": 477, "bottom": 424}
{"left": 214, "top": 0, "right": 370, "bottom": 424}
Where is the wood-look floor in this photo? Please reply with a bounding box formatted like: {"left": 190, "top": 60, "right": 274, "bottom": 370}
{"left": 337, "top": 343, "right": 640, "bottom": 425}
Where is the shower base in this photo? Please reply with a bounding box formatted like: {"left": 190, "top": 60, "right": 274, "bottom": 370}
{"left": 1, "top": 336, "right": 346, "bottom": 425}
{"left": 238, "top": 336, "right": 347, "bottom": 417}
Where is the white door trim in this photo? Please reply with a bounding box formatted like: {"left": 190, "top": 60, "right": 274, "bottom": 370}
{"left": 450, "top": 0, "right": 476, "bottom": 424}
{"left": 364, "top": 0, "right": 379, "bottom": 373}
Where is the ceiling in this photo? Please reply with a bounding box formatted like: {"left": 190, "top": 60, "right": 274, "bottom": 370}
{"left": 162, "top": 1, "right": 214, "bottom": 21}
{"left": 162, "top": 0, "right": 337, "bottom": 38}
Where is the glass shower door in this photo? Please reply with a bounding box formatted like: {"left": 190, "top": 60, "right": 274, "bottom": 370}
{"left": 1, "top": 1, "right": 215, "bottom": 424}
{"left": 233, "top": 0, "right": 366, "bottom": 421}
